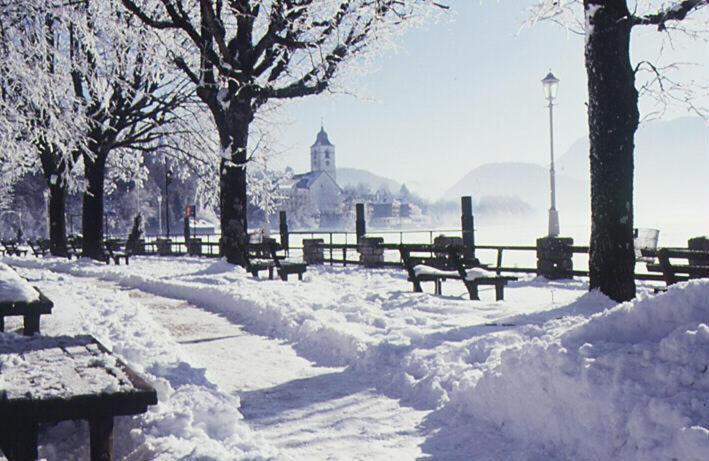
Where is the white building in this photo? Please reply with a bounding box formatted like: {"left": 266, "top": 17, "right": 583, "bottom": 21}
{"left": 279, "top": 126, "right": 343, "bottom": 227}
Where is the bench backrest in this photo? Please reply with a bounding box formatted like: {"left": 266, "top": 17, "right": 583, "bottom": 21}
{"left": 105, "top": 239, "right": 128, "bottom": 254}
{"left": 649, "top": 248, "right": 709, "bottom": 285}
{"left": 400, "top": 244, "right": 459, "bottom": 271}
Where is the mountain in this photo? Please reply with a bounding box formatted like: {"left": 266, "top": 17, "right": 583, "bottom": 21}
{"left": 444, "top": 116, "right": 707, "bottom": 234}
{"left": 443, "top": 162, "right": 589, "bottom": 214}
{"left": 555, "top": 116, "right": 708, "bottom": 222}
{"left": 337, "top": 167, "right": 402, "bottom": 193}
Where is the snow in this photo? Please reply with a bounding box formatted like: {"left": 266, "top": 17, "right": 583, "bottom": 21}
{"left": 0, "top": 334, "right": 133, "bottom": 399}
{"left": 413, "top": 264, "right": 498, "bottom": 280}
{"left": 0, "top": 262, "right": 39, "bottom": 303}
{"left": 2, "top": 255, "right": 707, "bottom": 460}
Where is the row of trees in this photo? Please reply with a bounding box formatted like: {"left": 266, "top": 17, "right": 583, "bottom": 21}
{"left": 1, "top": 0, "right": 443, "bottom": 265}
{"left": 0, "top": 0, "right": 214, "bottom": 259}
{"left": 1, "top": 0, "right": 706, "bottom": 302}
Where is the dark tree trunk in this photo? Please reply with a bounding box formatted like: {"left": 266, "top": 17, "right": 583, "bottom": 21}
{"left": 585, "top": 0, "right": 638, "bottom": 302}
{"left": 47, "top": 181, "right": 68, "bottom": 256}
{"left": 82, "top": 153, "right": 107, "bottom": 260}
{"left": 219, "top": 101, "right": 253, "bottom": 265}
{"left": 39, "top": 149, "right": 70, "bottom": 257}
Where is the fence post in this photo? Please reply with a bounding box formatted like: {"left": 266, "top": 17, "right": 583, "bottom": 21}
{"left": 279, "top": 211, "right": 289, "bottom": 255}
{"left": 356, "top": 203, "right": 366, "bottom": 242}
{"left": 461, "top": 196, "right": 475, "bottom": 260}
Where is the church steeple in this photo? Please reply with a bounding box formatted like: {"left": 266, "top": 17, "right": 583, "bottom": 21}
{"left": 310, "top": 124, "right": 336, "bottom": 181}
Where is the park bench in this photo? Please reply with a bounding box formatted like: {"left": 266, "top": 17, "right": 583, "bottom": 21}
{"left": 104, "top": 239, "right": 130, "bottom": 265}
{"left": 643, "top": 248, "right": 709, "bottom": 287}
{"left": 238, "top": 239, "right": 307, "bottom": 281}
{"left": 0, "top": 334, "right": 157, "bottom": 461}
{"left": 1, "top": 240, "right": 28, "bottom": 257}
{"left": 28, "top": 239, "right": 51, "bottom": 258}
{"left": 67, "top": 236, "right": 82, "bottom": 259}
{"left": 0, "top": 263, "right": 54, "bottom": 335}
{"left": 400, "top": 243, "right": 517, "bottom": 301}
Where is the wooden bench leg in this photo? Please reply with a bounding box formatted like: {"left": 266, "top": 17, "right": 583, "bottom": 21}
{"left": 279, "top": 271, "right": 287, "bottom": 281}
{"left": 4, "top": 418, "right": 38, "bottom": 461}
{"left": 23, "top": 314, "right": 41, "bottom": 336}
{"left": 466, "top": 282, "right": 480, "bottom": 300}
{"left": 298, "top": 272, "right": 303, "bottom": 281}
{"left": 434, "top": 279, "right": 442, "bottom": 295}
{"left": 495, "top": 283, "right": 505, "bottom": 301}
{"left": 0, "top": 316, "right": 4, "bottom": 332}
{"left": 90, "top": 416, "right": 114, "bottom": 461}
{"left": 268, "top": 267, "right": 274, "bottom": 280}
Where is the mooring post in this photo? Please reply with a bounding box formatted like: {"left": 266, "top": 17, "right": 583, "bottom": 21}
{"left": 279, "top": 211, "right": 289, "bottom": 255}
{"left": 355, "top": 203, "right": 366, "bottom": 242}
{"left": 461, "top": 196, "right": 475, "bottom": 259}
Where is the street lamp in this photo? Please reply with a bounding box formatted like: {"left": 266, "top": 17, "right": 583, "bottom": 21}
{"left": 157, "top": 196, "right": 163, "bottom": 237}
{"left": 542, "top": 71, "right": 560, "bottom": 237}
{"left": 164, "top": 168, "right": 173, "bottom": 238}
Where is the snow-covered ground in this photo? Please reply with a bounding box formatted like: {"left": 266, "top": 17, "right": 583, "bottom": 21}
{"left": 1, "top": 255, "right": 707, "bottom": 460}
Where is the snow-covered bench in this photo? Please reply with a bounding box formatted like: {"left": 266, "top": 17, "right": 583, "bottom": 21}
{"left": 400, "top": 244, "right": 517, "bottom": 301}
{"left": 28, "top": 239, "right": 51, "bottom": 258}
{"left": 240, "top": 239, "right": 307, "bottom": 281}
{"left": 104, "top": 239, "right": 130, "bottom": 265}
{"left": 0, "top": 334, "right": 157, "bottom": 460}
{"left": 643, "top": 248, "right": 709, "bottom": 287}
{"left": 1, "top": 240, "right": 27, "bottom": 257}
{"left": 0, "top": 263, "right": 53, "bottom": 335}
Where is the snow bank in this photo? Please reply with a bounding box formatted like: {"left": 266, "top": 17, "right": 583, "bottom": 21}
{"left": 0, "top": 262, "right": 39, "bottom": 302}
{"left": 11, "top": 256, "right": 704, "bottom": 459}
{"left": 464, "top": 281, "right": 709, "bottom": 460}
{"left": 9, "top": 266, "right": 277, "bottom": 460}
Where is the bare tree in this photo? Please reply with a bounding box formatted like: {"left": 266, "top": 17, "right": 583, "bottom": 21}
{"left": 532, "top": 0, "right": 708, "bottom": 301}
{"left": 0, "top": 2, "right": 85, "bottom": 256}
{"left": 121, "top": 0, "right": 444, "bottom": 264}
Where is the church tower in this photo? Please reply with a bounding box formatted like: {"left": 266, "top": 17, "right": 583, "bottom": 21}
{"left": 310, "top": 125, "right": 336, "bottom": 182}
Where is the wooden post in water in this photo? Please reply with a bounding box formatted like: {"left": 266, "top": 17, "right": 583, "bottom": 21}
{"left": 461, "top": 196, "right": 475, "bottom": 259}
{"left": 279, "top": 211, "right": 289, "bottom": 254}
{"left": 355, "top": 203, "right": 366, "bottom": 242}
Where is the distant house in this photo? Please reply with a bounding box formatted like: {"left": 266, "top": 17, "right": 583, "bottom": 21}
{"left": 279, "top": 126, "right": 343, "bottom": 227}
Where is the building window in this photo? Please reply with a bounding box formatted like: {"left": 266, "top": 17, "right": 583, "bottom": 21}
{"left": 325, "top": 152, "right": 330, "bottom": 159}
{"left": 325, "top": 161, "right": 329, "bottom": 166}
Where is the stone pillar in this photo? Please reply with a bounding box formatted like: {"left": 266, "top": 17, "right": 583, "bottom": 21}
{"left": 188, "top": 238, "right": 202, "bottom": 256}
{"left": 355, "top": 203, "right": 366, "bottom": 243}
{"left": 156, "top": 238, "right": 172, "bottom": 256}
{"left": 688, "top": 236, "right": 709, "bottom": 266}
{"left": 536, "top": 236, "right": 573, "bottom": 279}
{"left": 279, "top": 211, "right": 289, "bottom": 254}
{"left": 303, "top": 239, "right": 324, "bottom": 265}
{"left": 461, "top": 196, "right": 475, "bottom": 260}
{"left": 358, "top": 237, "right": 384, "bottom": 268}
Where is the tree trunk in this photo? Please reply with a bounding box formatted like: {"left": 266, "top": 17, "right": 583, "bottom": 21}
{"left": 219, "top": 102, "right": 253, "bottom": 266}
{"left": 47, "top": 181, "right": 68, "bottom": 257}
{"left": 82, "top": 153, "right": 107, "bottom": 260}
{"left": 585, "top": 1, "right": 638, "bottom": 302}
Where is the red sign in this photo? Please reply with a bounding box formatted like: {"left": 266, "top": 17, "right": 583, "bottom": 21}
{"left": 184, "top": 205, "right": 195, "bottom": 218}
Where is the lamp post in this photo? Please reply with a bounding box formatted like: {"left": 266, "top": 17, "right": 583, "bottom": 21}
{"left": 164, "top": 168, "right": 173, "bottom": 238}
{"left": 542, "top": 71, "right": 560, "bottom": 237}
{"left": 157, "top": 196, "right": 163, "bottom": 237}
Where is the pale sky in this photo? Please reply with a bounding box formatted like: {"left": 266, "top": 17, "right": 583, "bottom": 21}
{"left": 268, "top": 1, "right": 709, "bottom": 200}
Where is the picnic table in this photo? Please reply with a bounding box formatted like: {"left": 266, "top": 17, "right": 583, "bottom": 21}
{"left": 0, "top": 264, "right": 53, "bottom": 335}
{"left": 0, "top": 334, "right": 157, "bottom": 461}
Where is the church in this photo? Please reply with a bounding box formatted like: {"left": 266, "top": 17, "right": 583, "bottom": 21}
{"left": 279, "top": 126, "right": 343, "bottom": 227}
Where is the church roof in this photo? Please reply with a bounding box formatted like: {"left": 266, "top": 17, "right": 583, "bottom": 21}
{"left": 311, "top": 126, "right": 334, "bottom": 147}
{"left": 292, "top": 171, "right": 324, "bottom": 189}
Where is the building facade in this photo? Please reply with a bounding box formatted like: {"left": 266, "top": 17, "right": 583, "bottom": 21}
{"left": 279, "top": 126, "right": 343, "bottom": 228}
